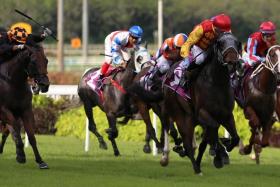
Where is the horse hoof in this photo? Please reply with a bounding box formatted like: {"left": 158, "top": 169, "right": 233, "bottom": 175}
{"left": 172, "top": 145, "right": 183, "bottom": 154}
{"left": 160, "top": 158, "right": 169, "bottom": 167}
{"left": 16, "top": 156, "right": 26, "bottom": 164}
{"left": 143, "top": 145, "right": 151, "bottom": 154}
{"left": 39, "top": 162, "right": 49, "bottom": 169}
{"left": 99, "top": 141, "right": 108, "bottom": 150}
{"left": 209, "top": 148, "right": 216, "bottom": 157}
{"left": 179, "top": 150, "right": 187, "bottom": 157}
{"left": 243, "top": 146, "right": 252, "bottom": 155}
{"left": 213, "top": 156, "right": 224, "bottom": 169}
{"left": 114, "top": 151, "right": 120, "bottom": 157}
{"left": 222, "top": 155, "right": 230, "bottom": 165}
{"left": 196, "top": 172, "right": 203, "bottom": 176}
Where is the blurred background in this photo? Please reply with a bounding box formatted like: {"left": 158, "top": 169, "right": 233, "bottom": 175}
{"left": 1, "top": 0, "right": 280, "bottom": 74}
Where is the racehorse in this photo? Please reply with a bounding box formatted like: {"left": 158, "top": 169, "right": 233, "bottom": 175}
{"left": 0, "top": 35, "right": 50, "bottom": 169}
{"left": 239, "top": 45, "right": 280, "bottom": 164}
{"left": 163, "top": 32, "right": 241, "bottom": 174}
{"left": 128, "top": 64, "right": 183, "bottom": 155}
{"left": 78, "top": 46, "right": 152, "bottom": 156}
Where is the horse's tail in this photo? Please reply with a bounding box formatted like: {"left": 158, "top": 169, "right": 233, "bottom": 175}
{"left": 127, "top": 83, "right": 163, "bottom": 103}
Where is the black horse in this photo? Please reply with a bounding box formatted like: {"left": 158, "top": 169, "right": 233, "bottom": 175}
{"left": 162, "top": 32, "right": 241, "bottom": 174}
{"left": 78, "top": 46, "right": 151, "bottom": 156}
{"left": 239, "top": 45, "right": 280, "bottom": 164}
{"left": 0, "top": 35, "right": 50, "bottom": 169}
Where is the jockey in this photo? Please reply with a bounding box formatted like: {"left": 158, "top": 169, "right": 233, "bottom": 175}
{"left": 242, "top": 21, "right": 277, "bottom": 69}
{"left": 97, "top": 25, "right": 143, "bottom": 87}
{"left": 145, "top": 33, "right": 188, "bottom": 85}
{"left": 171, "top": 13, "right": 232, "bottom": 87}
{"left": 0, "top": 26, "right": 52, "bottom": 64}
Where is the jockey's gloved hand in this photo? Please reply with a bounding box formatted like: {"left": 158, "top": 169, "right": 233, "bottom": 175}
{"left": 42, "top": 28, "right": 52, "bottom": 37}
{"left": 120, "top": 60, "right": 127, "bottom": 68}
{"left": 14, "top": 44, "right": 25, "bottom": 50}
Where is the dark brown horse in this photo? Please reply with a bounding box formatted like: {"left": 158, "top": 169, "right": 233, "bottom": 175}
{"left": 0, "top": 35, "right": 50, "bottom": 169}
{"left": 128, "top": 65, "right": 183, "bottom": 155}
{"left": 239, "top": 45, "right": 280, "bottom": 164}
{"left": 78, "top": 46, "right": 151, "bottom": 156}
{"left": 163, "top": 32, "right": 241, "bottom": 174}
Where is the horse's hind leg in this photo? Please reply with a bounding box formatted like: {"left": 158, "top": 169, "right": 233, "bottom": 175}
{"left": 0, "top": 125, "right": 10, "bottom": 154}
{"left": 106, "top": 114, "right": 120, "bottom": 156}
{"left": 22, "top": 109, "right": 48, "bottom": 169}
{"left": 83, "top": 104, "right": 107, "bottom": 149}
{"left": 169, "top": 122, "right": 183, "bottom": 153}
{"left": 221, "top": 114, "right": 240, "bottom": 152}
{"left": 143, "top": 128, "right": 152, "bottom": 154}
{"left": 138, "top": 102, "right": 162, "bottom": 151}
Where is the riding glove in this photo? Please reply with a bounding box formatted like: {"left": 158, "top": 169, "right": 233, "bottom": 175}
{"left": 43, "top": 28, "right": 52, "bottom": 37}
{"left": 15, "top": 44, "right": 25, "bottom": 50}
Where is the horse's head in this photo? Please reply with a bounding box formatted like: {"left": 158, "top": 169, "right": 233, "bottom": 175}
{"left": 24, "top": 36, "right": 50, "bottom": 93}
{"left": 214, "top": 32, "right": 241, "bottom": 72}
{"left": 134, "top": 45, "right": 154, "bottom": 73}
{"left": 266, "top": 45, "right": 280, "bottom": 74}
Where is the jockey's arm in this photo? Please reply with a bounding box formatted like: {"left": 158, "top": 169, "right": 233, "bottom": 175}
{"left": 111, "top": 38, "right": 124, "bottom": 65}
{"left": 29, "top": 34, "right": 45, "bottom": 43}
{"left": 180, "top": 25, "right": 203, "bottom": 58}
{"left": 247, "top": 38, "right": 265, "bottom": 65}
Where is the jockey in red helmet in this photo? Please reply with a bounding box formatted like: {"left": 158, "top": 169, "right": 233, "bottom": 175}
{"left": 171, "top": 13, "right": 231, "bottom": 87}
{"left": 242, "top": 21, "right": 277, "bottom": 68}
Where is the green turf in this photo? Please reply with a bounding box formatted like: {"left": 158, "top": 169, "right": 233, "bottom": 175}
{"left": 0, "top": 135, "right": 279, "bottom": 187}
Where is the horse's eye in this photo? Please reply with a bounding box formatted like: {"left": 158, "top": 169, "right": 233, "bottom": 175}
{"left": 137, "top": 56, "right": 143, "bottom": 63}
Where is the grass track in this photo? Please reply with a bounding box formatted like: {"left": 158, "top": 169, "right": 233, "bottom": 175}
{"left": 0, "top": 135, "right": 279, "bottom": 187}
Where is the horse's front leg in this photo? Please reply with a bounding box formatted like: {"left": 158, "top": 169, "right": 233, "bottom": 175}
{"left": 240, "top": 106, "right": 259, "bottom": 155}
{"left": 1, "top": 108, "right": 25, "bottom": 163}
{"left": 0, "top": 124, "right": 10, "bottom": 154}
{"left": 221, "top": 114, "right": 240, "bottom": 152}
{"left": 105, "top": 113, "right": 120, "bottom": 156}
{"left": 21, "top": 108, "right": 48, "bottom": 169}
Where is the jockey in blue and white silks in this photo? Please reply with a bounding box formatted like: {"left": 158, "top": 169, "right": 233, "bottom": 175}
{"left": 99, "top": 25, "right": 143, "bottom": 80}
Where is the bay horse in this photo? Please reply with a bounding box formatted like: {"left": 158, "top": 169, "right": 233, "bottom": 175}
{"left": 163, "top": 32, "right": 241, "bottom": 174}
{"left": 239, "top": 45, "right": 280, "bottom": 164}
{"left": 0, "top": 35, "right": 50, "bottom": 169}
{"left": 78, "top": 46, "right": 152, "bottom": 156}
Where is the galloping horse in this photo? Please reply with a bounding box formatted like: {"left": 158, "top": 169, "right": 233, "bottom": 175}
{"left": 163, "top": 32, "right": 241, "bottom": 174}
{"left": 128, "top": 64, "right": 183, "bottom": 155}
{"left": 0, "top": 35, "right": 50, "bottom": 169}
{"left": 239, "top": 45, "right": 280, "bottom": 164}
{"left": 78, "top": 46, "right": 151, "bottom": 156}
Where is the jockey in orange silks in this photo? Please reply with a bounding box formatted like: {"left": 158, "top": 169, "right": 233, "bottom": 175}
{"left": 145, "top": 33, "right": 188, "bottom": 85}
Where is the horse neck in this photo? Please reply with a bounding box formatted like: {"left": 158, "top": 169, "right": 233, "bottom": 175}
{"left": 253, "top": 67, "right": 277, "bottom": 94}
{"left": 202, "top": 55, "right": 230, "bottom": 86}
{"left": 117, "top": 60, "right": 135, "bottom": 86}
{"left": 4, "top": 53, "right": 29, "bottom": 85}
